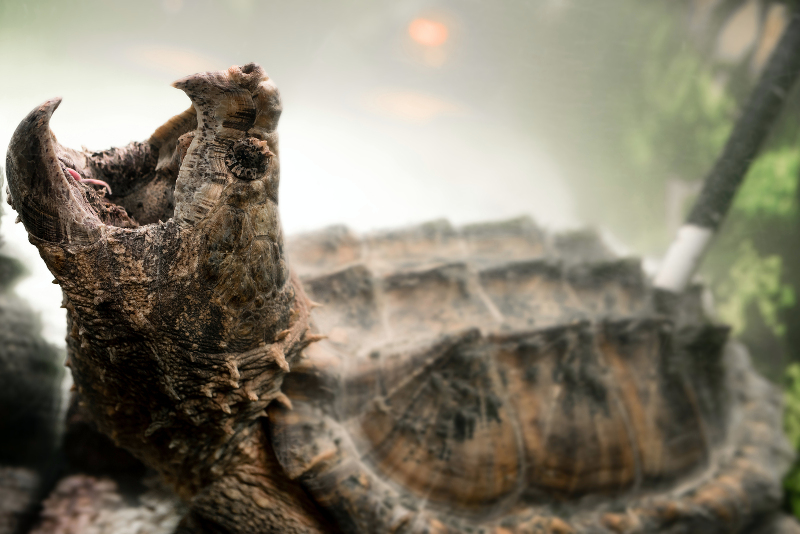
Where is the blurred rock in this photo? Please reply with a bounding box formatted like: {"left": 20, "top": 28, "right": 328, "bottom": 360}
{"left": 0, "top": 168, "right": 65, "bottom": 532}
{"left": 0, "top": 466, "right": 39, "bottom": 534}
{"left": 29, "top": 474, "right": 183, "bottom": 534}
{"left": 0, "top": 292, "right": 64, "bottom": 467}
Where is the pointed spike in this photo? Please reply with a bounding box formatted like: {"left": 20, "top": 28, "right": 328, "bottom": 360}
{"left": 225, "top": 360, "right": 240, "bottom": 381}
{"left": 300, "top": 334, "right": 326, "bottom": 349}
{"left": 268, "top": 345, "right": 290, "bottom": 371}
{"left": 306, "top": 448, "right": 338, "bottom": 472}
{"left": 274, "top": 392, "right": 293, "bottom": 410}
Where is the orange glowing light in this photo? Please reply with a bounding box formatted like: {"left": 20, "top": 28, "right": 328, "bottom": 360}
{"left": 408, "top": 18, "right": 448, "bottom": 47}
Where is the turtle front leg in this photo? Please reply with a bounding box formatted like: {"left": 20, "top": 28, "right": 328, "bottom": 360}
{"left": 174, "top": 424, "right": 334, "bottom": 534}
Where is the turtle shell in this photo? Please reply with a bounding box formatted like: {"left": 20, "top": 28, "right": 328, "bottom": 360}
{"left": 269, "top": 217, "right": 790, "bottom": 533}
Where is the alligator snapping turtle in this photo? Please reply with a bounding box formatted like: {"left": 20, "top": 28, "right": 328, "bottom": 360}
{"left": 4, "top": 63, "right": 795, "bottom": 534}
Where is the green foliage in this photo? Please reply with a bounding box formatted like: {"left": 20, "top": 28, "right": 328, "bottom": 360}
{"left": 734, "top": 148, "right": 800, "bottom": 219}
{"left": 784, "top": 364, "right": 800, "bottom": 516}
{"left": 596, "top": 5, "right": 800, "bottom": 354}
{"left": 715, "top": 240, "right": 795, "bottom": 337}
{"left": 593, "top": 7, "right": 737, "bottom": 252}
{"left": 623, "top": 36, "right": 735, "bottom": 186}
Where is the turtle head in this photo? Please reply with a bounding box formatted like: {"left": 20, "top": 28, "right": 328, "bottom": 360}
{"left": 4, "top": 64, "right": 319, "bottom": 510}
{"left": 7, "top": 62, "right": 282, "bottom": 238}
{"left": 5, "top": 63, "right": 300, "bottom": 354}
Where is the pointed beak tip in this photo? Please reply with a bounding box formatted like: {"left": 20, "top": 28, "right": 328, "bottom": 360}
{"left": 41, "top": 97, "right": 63, "bottom": 114}
{"left": 21, "top": 98, "right": 64, "bottom": 131}
{"left": 171, "top": 77, "right": 189, "bottom": 91}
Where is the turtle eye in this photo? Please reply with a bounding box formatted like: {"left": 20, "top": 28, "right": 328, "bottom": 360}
{"left": 226, "top": 136, "right": 273, "bottom": 180}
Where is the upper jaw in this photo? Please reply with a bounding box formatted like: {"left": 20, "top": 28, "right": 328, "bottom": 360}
{"left": 6, "top": 97, "right": 105, "bottom": 245}
{"left": 5, "top": 63, "right": 282, "bottom": 247}
{"left": 5, "top": 96, "right": 170, "bottom": 245}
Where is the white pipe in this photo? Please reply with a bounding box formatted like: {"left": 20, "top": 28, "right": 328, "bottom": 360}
{"left": 653, "top": 224, "right": 714, "bottom": 293}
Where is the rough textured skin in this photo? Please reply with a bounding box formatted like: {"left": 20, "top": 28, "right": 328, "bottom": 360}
{"left": 6, "top": 64, "right": 329, "bottom": 533}
{"left": 4, "top": 64, "right": 797, "bottom": 533}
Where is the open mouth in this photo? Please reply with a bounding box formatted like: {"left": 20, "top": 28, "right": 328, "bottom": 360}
{"left": 6, "top": 63, "right": 279, "bottom": 246}
{"left": 58, "top": 100, "right": 198, "bottom": 229}
{"left": 6, "top": 96, "right": 196, "bottom": 244}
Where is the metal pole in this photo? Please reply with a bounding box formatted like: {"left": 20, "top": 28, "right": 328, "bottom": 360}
{"left": 654, "top": 5, "right": 800, "bottom": 295}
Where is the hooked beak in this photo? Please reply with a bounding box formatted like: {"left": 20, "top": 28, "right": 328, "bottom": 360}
{"left": 5, "top": 97, "right": 104, "bottom": 245}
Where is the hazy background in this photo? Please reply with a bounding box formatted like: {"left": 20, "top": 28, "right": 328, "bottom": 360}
{"left": 1, "top": 0, "right": 588, "bottom": 346}
{"left": 1, "top": 0, "right": 796, "bottom": 367}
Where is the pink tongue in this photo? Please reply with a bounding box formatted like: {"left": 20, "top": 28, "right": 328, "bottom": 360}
{"left": 65, "top": 168, "right": 113, "bottom": 195}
